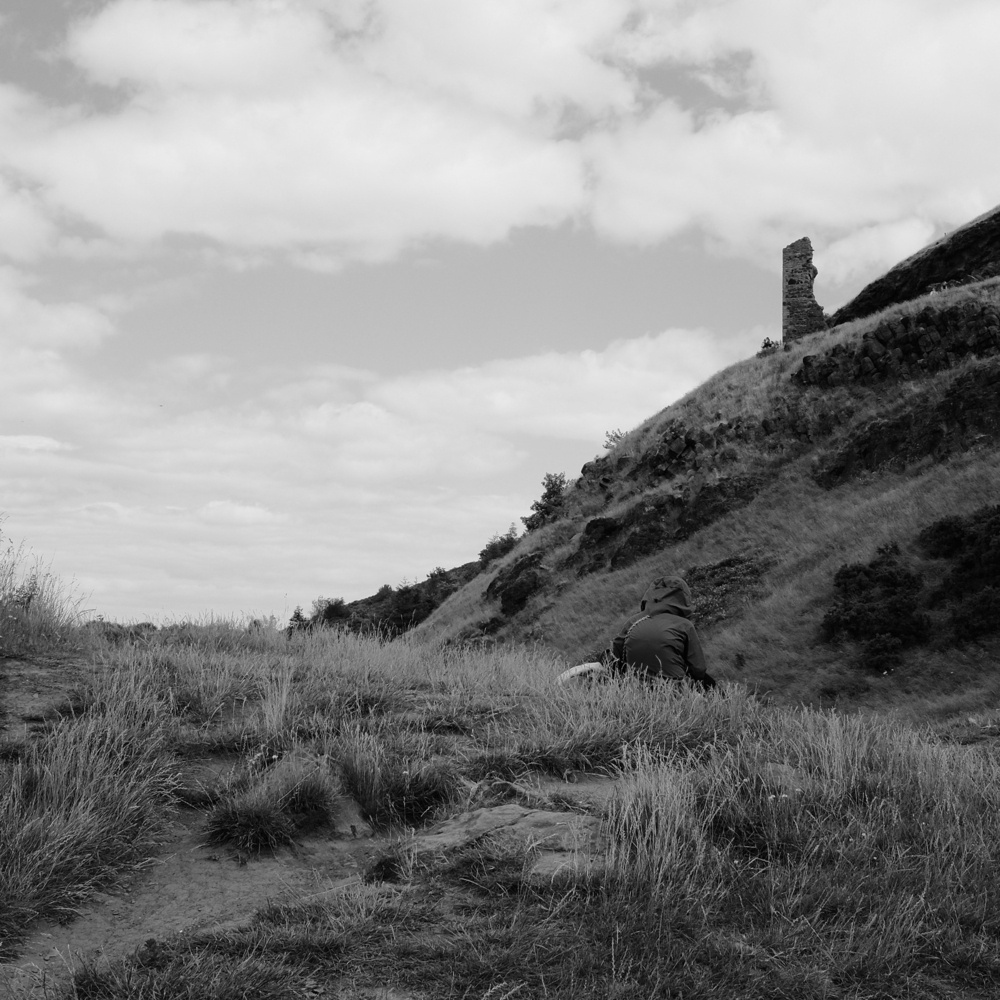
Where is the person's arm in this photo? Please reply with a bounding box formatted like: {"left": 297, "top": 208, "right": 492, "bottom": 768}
{"left": 601, "top": 620, "right": 632, "bottom": 674}
{"left": 683, "top": 623, "right": 714, "bottom": 686}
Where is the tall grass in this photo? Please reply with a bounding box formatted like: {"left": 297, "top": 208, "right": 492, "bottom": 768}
{"left": 594, "top": 701, "right": 1000, "bottom": 994}
{"left": 0, "top": 713, "right": 177, "bottom": 957}
{"left": 6, "top": 620, "right": 1000, "bottom": 998}
{"left": 0, "top": 531, "right": 89, "bottom": 656}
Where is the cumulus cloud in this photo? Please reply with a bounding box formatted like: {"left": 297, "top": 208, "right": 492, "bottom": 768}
{"left": 0, "top": 0, "right": 996, "bottom": 275}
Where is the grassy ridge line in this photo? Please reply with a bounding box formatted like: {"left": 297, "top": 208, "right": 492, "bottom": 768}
{"left": 4, "top": 623, "right": 1000, "bottom": 997}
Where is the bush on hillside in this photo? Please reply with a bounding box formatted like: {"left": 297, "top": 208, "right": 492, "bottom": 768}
{"left": 521, "top": 472, "right": 568, "bottom": 532}
{"left": 918, "top": 503, "right": 1000, "bottom": 599}
{"left": 756, "top": 336, "right": 780, "bottom": 357}
{"left": 821, "top": 543, "right": 930, "bottom": 670}
{"left": 478, "top": 524, "right": 520, "bottom": 568}
{"left": 950, "top": 587, "right": 1000, "bottom": 640}
{"left": 917, "top": 503, "right": 1000, "bottom": 641}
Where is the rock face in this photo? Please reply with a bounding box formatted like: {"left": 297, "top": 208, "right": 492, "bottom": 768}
{"left": 794, "top": 293, "right": 1000, "bottom": 389}
{"left": 485, "top": 552, "right": 548, "bottom": 616}
{"left": 814, "top": 356, "right": 1000, "bottom": 487}
{"left": 572, "top": 476, "right": 763, "bottom": 575}
{"left": 783, "top": 237, "right": 826, "bottom": 342}
{"left": 831, "top": 204, "right": 1000, "bottom": 326}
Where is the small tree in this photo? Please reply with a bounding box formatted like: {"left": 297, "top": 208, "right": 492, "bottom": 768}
{"left": 522, "top": 472, "right": 567, "bottom": 532}
{"left": 286, "top": 606, "right": 310, "bottom": 637}
{"left": 315, "top": 597, "right": 349, "bottom": 627}
{"left": 479, "top": 523, "right": 520, "bottom": 567}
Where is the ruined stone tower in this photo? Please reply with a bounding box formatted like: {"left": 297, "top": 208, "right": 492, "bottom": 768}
{"left": 782, "top": 237, "right": 826, "bottom": 343}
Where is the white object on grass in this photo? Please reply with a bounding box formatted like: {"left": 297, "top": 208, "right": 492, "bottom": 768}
{"left": 556, "top": 662, "right": 607, "bottom": 686}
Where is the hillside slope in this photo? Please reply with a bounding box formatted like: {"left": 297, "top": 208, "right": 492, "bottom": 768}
{"left": 414, "top": 266, "right": 1000, "bottom": 723}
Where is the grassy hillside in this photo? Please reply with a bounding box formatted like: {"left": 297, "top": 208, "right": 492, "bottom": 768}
{"left": 414, "top": 278, "right": 1000, "bottom": 724}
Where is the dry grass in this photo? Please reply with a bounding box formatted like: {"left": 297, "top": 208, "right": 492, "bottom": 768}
{"left": 5, "top": 618, "right": 1000, "bottom": 997}
{"left": 0, "top": 530, "right": 90, "bottom": 657}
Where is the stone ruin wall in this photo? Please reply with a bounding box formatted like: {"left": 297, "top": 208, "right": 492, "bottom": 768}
{"left": 782, "top": 237, "right": 827, "bottom": 343}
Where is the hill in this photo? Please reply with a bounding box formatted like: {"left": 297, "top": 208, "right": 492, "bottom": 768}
{"left": 406, "top": 219, "right": 1000, "bottom": 725}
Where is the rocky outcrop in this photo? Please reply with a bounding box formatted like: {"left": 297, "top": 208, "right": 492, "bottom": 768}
{"left": 571, "top": 475, "right": 763, "bottom": 575}
{"left": 831, "top": 204, "right": 1000, "bottom": 326}
{"left": 795, "top": 295, "right": 1000, "bottom": 389}
{"left": 783, "top": 237, "right": 827, "bottom": 342}
{"left": 814, "top": 356, "right": 1000, "bottom": 487}
{"left": 485, "top": 552, "right": 549, "bottom": 616}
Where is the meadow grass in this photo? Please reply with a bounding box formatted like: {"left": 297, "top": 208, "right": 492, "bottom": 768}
{"left": 0, "top": 712, "right": 177, "bottom": 958}
{"left": 4, "top": 620, "right": 1000, "bottom": 998}
{"left": 0, "top": 531, "right": 90, "bottom": 657}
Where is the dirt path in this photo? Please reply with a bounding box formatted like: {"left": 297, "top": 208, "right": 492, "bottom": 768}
{"left": 1, "top": 795, "right": 381, "bottom": 998}
{"left": 1, "top": 763, "right": 613, "bottom": 999}
{"left": 0, "top": 655, "right": 615, "bottom": 998}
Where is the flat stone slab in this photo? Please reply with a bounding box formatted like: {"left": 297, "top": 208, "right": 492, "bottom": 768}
{"left": 420, "top": 803, "right": 604, "bottom": 855}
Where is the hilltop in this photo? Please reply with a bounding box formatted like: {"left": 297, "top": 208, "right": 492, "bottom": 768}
{"left": 392, "top": 213, "right": 1000, "bottom": 725}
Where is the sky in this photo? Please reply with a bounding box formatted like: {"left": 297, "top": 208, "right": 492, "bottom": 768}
{"left": 1, "top": 0, "right": 999, "bottom": 624}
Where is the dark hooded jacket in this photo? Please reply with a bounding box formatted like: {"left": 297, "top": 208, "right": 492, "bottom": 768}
{"left": 606, "top": 576, "right": 715, "bottom": 687}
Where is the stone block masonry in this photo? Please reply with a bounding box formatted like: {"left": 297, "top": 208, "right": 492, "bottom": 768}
{"left": 782, "top": 237, "right": 827, "bottom": 343}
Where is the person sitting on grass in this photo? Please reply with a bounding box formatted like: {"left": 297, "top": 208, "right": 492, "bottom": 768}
{"left": 603, "top": 575, "right": 716, "bottom": 691}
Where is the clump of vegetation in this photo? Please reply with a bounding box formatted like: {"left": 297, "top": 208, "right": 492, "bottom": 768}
{"left": 522, "top": 471, "right": 568, "bottom": 531}
{"left": 0, "top": 525, "right": 88, "bottom": 656}
{"left": 335, "top": 726, "right": 461, "bottom": 830}
{"left": 478, "top": 523, "right": 520, "bottom": 567}
{"left": 205, "top": 753, "right": 338, "bottom": 854}
{"left": 821, "top": 543, "right": 930, "bottom": 670}
{"left": 603, "top": 427, "right": 627, "bottom": 449}
{"left": 0, "top": 716, "right": 177, "bottom": 957}
{"left": 918, "top": 503, "right": 1000, "bottom": 640}
{"left": 72, "top": 947, "right": 304, "bottom": 1000}
{"left": 756, "top": 335, "right": 781, "bottom": 357}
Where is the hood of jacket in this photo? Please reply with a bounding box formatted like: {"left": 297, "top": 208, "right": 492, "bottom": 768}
{"left": 640, "top": 576, "right": 692, "bottom": 618}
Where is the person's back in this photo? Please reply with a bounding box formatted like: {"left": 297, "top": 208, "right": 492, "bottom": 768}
{"left": 607, "top": 576, "right": 715, "bottom": 689}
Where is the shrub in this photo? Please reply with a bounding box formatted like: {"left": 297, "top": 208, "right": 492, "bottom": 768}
{"left": 478, "top": 523, "right": 520, "bottom": 568}
{"left": 521, "top": 472, "right": 568, "bottom": 532}
{"left": 920, "top": 504, "right": 1000, "bottom": 600}
{"left": 951, "top": 587, "right": 1000, "bottom": 640}
{"left": 756, "top": 336, "right": 781, "bottom": 357}
{"left": 821, "top": 543, "right": 929, "bottom": 668}
{"left": 603, "top": 428, "right": 627, "bottom": 450}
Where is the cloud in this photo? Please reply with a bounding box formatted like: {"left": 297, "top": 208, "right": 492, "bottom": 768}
{"left": 371, "top": 326, "right": 745, "bottom": 441}
{"left": 1, "top": 0, "right": 997, "bottom": 279}
{"left": 588, "top": 0, "right": 1000, "bottom": 267}
{"left": 0, "top": 321, "right": 754, "bottom": 619}
{"left": 815, "top": 218, "right": 938, "bottom": 285}
{"left": 0, "top": 266, "right": 116, "bottom": 349}
{"left": 196, "top": 500, "right": 286, "bottom": 525}
{"left": 0, "top": 435, "right": 71, "bottom": 453}
{"left": 5, "top": 0, "right": 585, "bottom": 259}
